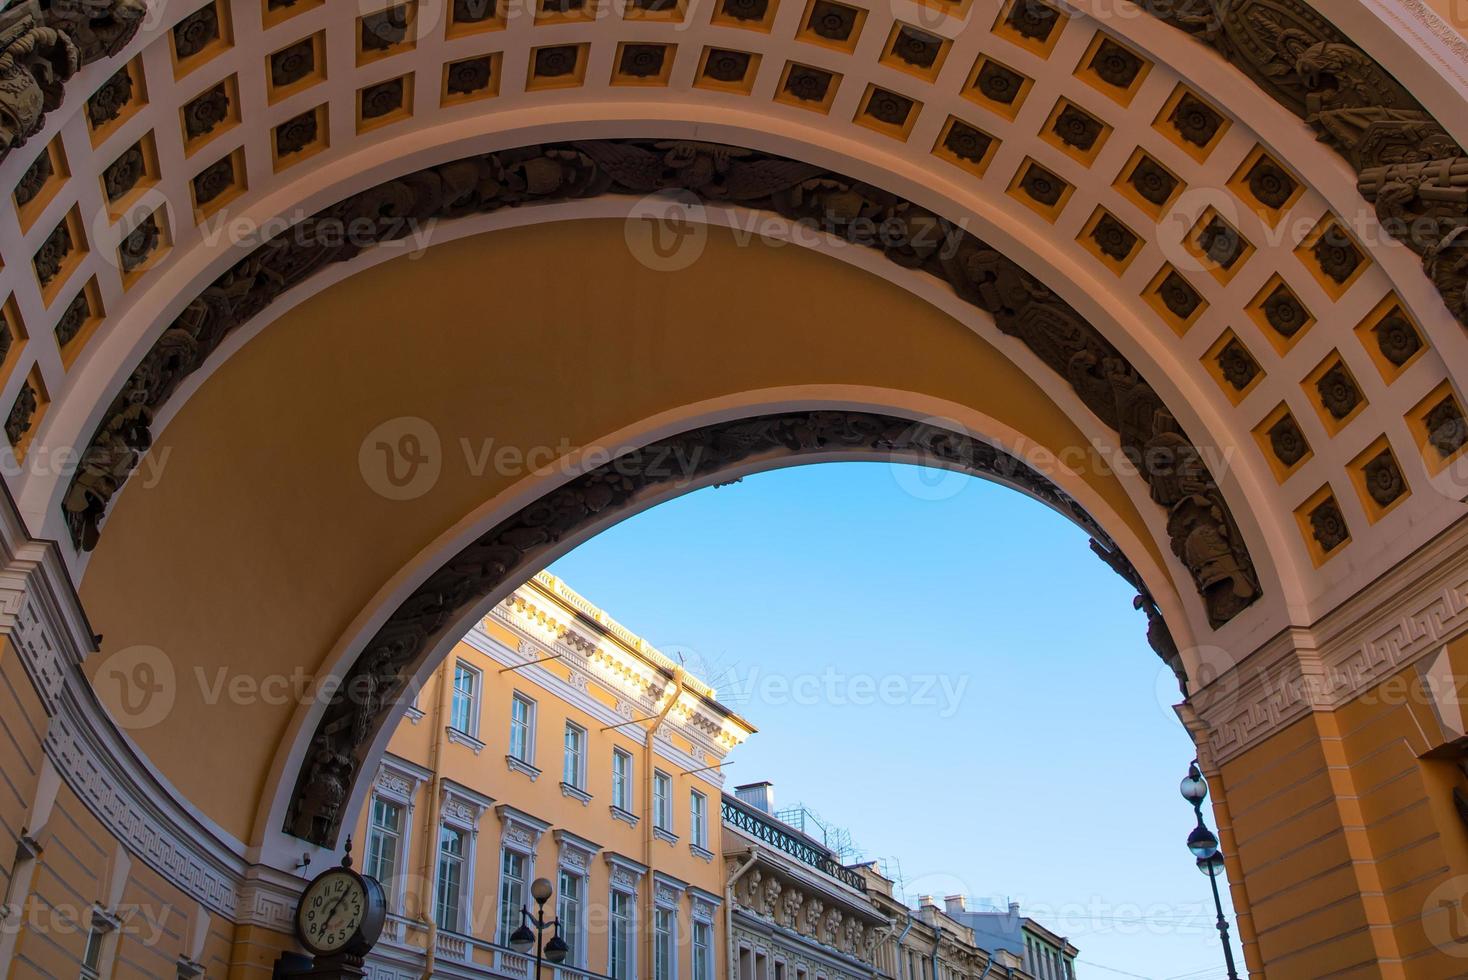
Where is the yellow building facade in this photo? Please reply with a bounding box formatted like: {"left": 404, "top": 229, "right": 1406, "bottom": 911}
{"left": 349, "top": 572, "right": 754, "bottom": 979}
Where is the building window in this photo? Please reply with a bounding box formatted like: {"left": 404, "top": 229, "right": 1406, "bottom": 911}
{"left": 653, "top": 770, "right": 673, "bottom": 832}
{"left": 557, "top": 869, "right": 583, "bottom": 966}
{"left": 81, "top": 925, "right": 105, "bottom": 978}
{"left": 563, "top": 722, "right": 586, "bottom": 789}
{"left": 435, "top": 826, "right": 466, "bottom": 932}
{"left": 497, "top": 848, "right": 528, "bottom": 944}
{"left": 365, "top": 797, "right": 403, "bottom": 889}
{"left": 690, "top": 790, "right": 708, "bottom": 849}
{"left": 654, "top": 906, "right": 676, "bottom": 980}
{"left": 612, "top": 748, "right": 633, "bottom": 811}
{"left": 609, "top": 889, "right": 634, "bottom": 980}
{"left": 450, "top": 661, "right": 479, "bottom": 735}
{"left": 509, "top": 693, "right": 535, "bottom": 763}
{"left": 692, "top": 919, "right": 713, "bottom": 980}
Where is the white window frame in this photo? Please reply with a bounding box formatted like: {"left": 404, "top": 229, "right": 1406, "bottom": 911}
{"left": 653, "top": 769, "right": 676, "bottom": 842}
{"left": 553, "top": 829, "right": 601, "bottom": 969}
{"left": 506, "top": 692, "right": 540, "bottom": 779}
{"left": 689, "top": 789, "right": 708, "bottom": 852}
{"left": 653, "top": 873, "right": 687, "bottom": 980}
{"left": 450, "top": 661, "right": 481, "bottom": 736}
{"left": 560, "top": 721, "right": 591, "bottom": 804}
{"left": 689, "top": 888, "right": 720, "bottom": 980}
{"left": 611, "top": 747, "right": 636, "bottom": 824}
{"left": 433, "top": 780, "right": 490, "bottom": 934}
{"left": 604, "top": 853, "right": 647, "bottom": 980}
{"left": 495, "top": 804, "right": 550, "bottom": 943}
{"left": 496, "top": 846, "right": 529, "bottom": 945}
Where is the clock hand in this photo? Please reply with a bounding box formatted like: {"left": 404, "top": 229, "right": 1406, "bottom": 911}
{"left": 321, "top": 887, "right": 353, "bottom": 932}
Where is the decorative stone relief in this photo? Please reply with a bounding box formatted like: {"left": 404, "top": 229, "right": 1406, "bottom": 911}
{"left": 102, "top": 143, "right": 144, "bottom": 201}
{"left": 87, "top": 65, "right": 132, "bottom": 128}
{"left": 1316, "top": 362, "right": 1362, "bottom": 420}
{"left": 1267, "top": 414, "right": 1308, "bottom": 467}
{"left": 1362, "top": 449, "right": 1405, "bottom": 506}
{"left": 40, "top": 138, "right": 1262, "bottom": 842}
{"left": 15, "top": 149, "right": 53, "bottom": 206}
{"left": 1130, "top": 157, "right": 1178, "bottom": 206}
{"left": 1309, "top": 496, "right": 1349, "bottom": 552}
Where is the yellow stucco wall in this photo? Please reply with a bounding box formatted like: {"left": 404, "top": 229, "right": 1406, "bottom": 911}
{"left": 77, "top": 218, "right": 1165, "bottom": 845}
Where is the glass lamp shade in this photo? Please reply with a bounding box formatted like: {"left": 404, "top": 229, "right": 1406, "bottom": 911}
{"left": 1179, "top": 765, "right": 1209, "bottom": 805}
{"left": 508, "top": 922, "right": 535, "bottom": 953}
{"left": 531, "top": 877, "right": 554, "bottom": 905}
{"left": 545, "top": 931, "right": 569, "bottom": 963}
{"left": 1187, "top": 824, "right": 1219, "bottom": 860}
{"left": 1197, "top": 850, "right": 1226, "bottom": 878}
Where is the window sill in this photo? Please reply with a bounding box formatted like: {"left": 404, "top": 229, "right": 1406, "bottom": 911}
{"left": 446, "top": 726, "right": 485, "bottom": 755}
{"left": 610, "top": 805, "right": 640, "bottom": 827}
{"left": 560, "top": 782, "right": 593, "bottom": 805}
{"left": 653, "top": 827, "right": 679, "bottom": 846}
{"left": 404, "top": 705, "right": 425, "bottom": 725}
{"left": 690, "top": 843, "right": 714, "bottom": 862}
{"left": 506, "top": 755, "right": 541, "bottom": 781}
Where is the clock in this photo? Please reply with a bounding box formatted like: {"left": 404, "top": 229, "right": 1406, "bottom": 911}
{"left": 294, "top": 861, "right": 386, "bottom": 959}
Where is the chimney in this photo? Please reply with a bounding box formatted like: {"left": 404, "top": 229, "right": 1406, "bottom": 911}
{"left": 735, "top": 781, "right": 775, "bottom": 813}
{"left": 944, "top": 895, "right": 966, "bottom": 916}
{"left": 1008, "top": 901, "right": 1021, "bottom": 918}
{"left": 919, "top": 895, "right": 938, "bottom": 910}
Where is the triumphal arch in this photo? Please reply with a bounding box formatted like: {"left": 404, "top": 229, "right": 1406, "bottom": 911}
{"left": 1, "top": 0, "right": 1468, "bottom": 973}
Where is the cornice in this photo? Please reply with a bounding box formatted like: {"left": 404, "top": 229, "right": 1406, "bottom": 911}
{"left": 1191, "top": 515, "right": 1468, "bottom": 764}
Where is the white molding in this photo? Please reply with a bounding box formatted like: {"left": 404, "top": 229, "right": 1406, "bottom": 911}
{"left": 444, "top": 727, "right": 484, "bottom": 755}
{"left": 1191, "top": 516, "right": 1468, "bottom": 764}
{"left": 505, "top": 755, "right": 541, "bottom": 782}
{"left": 441, "top": 781, "right": 493, "bottom": 834}
{"left": 495, "top": 803, "right": 550, "bottom": 854}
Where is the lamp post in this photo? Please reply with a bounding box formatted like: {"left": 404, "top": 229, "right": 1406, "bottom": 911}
{"left": 1181, "top": 760, "right": 1240, "bottom": 980}
{"left": 508, "top": 877, "right": 568, "bottom": 979}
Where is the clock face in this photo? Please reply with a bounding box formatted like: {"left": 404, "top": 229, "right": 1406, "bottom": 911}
{"left": 297, "top": 870, "right": 367, "bottom": 955}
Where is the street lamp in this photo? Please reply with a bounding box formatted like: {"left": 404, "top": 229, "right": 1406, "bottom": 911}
{"left": 1180, "top": 761, "right": 1240, "bottom": 980}
{"left": 508, "top": 877, "right": 568, "bottom": 978}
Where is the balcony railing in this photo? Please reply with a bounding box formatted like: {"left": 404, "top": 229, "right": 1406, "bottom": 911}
{"left": 722, "top": 796, "right": 867, "bottom": 892}
{"left": 377, "top": 914, "right": 614, "bottom": 979}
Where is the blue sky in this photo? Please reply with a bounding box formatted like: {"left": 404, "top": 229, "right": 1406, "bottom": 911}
{"left": 548, "top": 461, "right": 1244, "bottom": 980}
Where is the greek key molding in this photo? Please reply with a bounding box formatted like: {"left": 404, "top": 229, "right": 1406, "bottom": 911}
{"left": 1193, "top": 515, "right": 1468, "bottom": 763}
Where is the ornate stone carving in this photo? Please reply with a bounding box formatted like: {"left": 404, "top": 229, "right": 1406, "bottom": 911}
{"left": 1312, "top": 228, "right": 1363, "bottom": 284}
{"left": 6, "top": 380, "right": 37, "bottom": 447}
{"left": 1309, "top": 496, "right": 1349, "bottom": 552}
{"left": 172, "top": 5, "right": 218, "bottom": 60}
{"left": 1129, "top": 156, "right": 1178, "bottom": 206}
{"left": 275, "top": 109, "right": 316, "bottom": 155}
{"left": 40, "top": 0, "right": 144, "bottom": 64}
{"left": 703, "top": 49, "right": 749, "bottom": 84}
{"left": 1424, "top": 396, "right": 1466, "bottom": 459}
{"left": 1169, "top": 92, "right": 1224, "bottom": 147}
{"left": 1261, "top": 283, "right": 1308, "bottom": 338}
{"left": 0, "top": 3, "right": 78, "bottom": 164}
{"left": 976, "top": 60, "right": 1023, "bottom": 104}
{"left": 118, "top": 212, "right": 159, "bottom": 272}
{"left": 784, "top": 65, "right": 831, "bottom": 102}
{"left": 1091, "top": 213, "right": 1137, "bottom": 261}
{"left": 943, "top": 121, "right": 991, "bottom": 164}
{"left": 1005, "top": 0, "right": 1059, "bottom": 41}
{"left": 1215, "top": 339, "right": 1259, "bottom": 391}
{"left": 1246, "top": 156, "right": 1296, "bottom": 208}
{"left": 102, "top": 142, "right": 144, "bottom": 202}
{"left": 533, "top": 45, "right": 577, "bottom": 78}
{"left": 1198, "top": 216, "right": 1246, "bottom": 269}
{"left": 42, "top": 138, "right": 1262, "bottom": 841}
{"left": 446, "top": 56, "right": 492, "bottom": 95}
{"left": 720, "top": 0, "right": 766, "bottom": 21}
{"left": 15, "top": 147, "right": 52, "bottom": 206}
{"left": 1158, "top": 270, "right": 1202, "bottom": 320}
{"left": 361, "top": 7, "right": 408, "bottom": 52}
{"left": 1090, "top": 38, "right": 1142, "bottom": 89}
{"left": 55, "top": 289, "right": 89, "bottom": 347}
{"left": 270, "top": 38, "right": 314, "bottom": 88}
{"left": 1054, "top": 103, "right": 1102, "bottom": 151}
{"left": 864, "top": 89, "right": 911, "bottom": 126}
{"left": 893, "top": 26, "right": 941, "bottom": 69}
{"left": 806, "top": 0, "right": 855, "bottom": 42}
{"left": 1145, "top": 0, "right": 1468, "bottom": 327}
{"left": 191, "top": 156, "right": 233, "bottom": 206}
{"left": 1315, "top": 362, "right": 1361, "bottom": 420}
{"left": 1362, "top": 449, "right": 1404, "bottom": 507}
{"left": 360, "top": 78, "right": 404, "bottom": 119}
{"left": 1266, "top": 414, "right": 1308, "bottom": 467}
{"left": 183, "top": 84, "right": 229, "bottom": 140}
{"left": 86, "top": 64, "right": 131, "bottom": 128}
{"left": 1371, "top": 309, "right": 1421, "bottom": 366}
{"left": 1019, "top": 163, "right": 1065, "bottom": 205}
{"left": 33, "top": 217, "right": 71, "bottom": 286}
{"left": 619, "top": 44, "right": 665, "bottom": 79}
